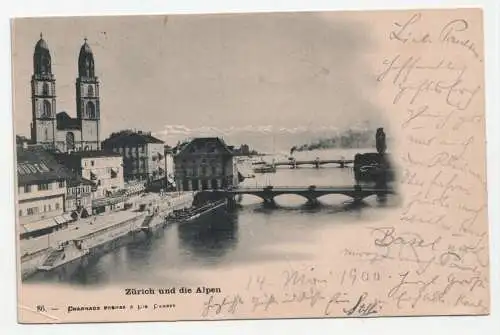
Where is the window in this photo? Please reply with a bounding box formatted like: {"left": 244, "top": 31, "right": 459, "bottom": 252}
{"left": 58, "top": 181, "right": 65, "bottom": 188}
{"left": 91, "top": 160, "right": 95, "bottom": 166}
{"left": 66, "top": 132, "right": 75, "bottom": 151}
{"left": 27, "top": 207, "right": 39, "bottom": 215}
{"left": 55, "top": 203, "right": 60, "bottom": 210}
{"left": 86, "top": 101, "right": 96, "bottom": 119}
{"left": 42, "top": 100, "right": 51, "bottom": 118}
{"left": 38, "top": 183, "right": 49, "bottom": 191}
{"left": 48, "top": 204, "right": 51, "bottom": 211}
{"left": 42, "top": 82, "right": 49, "bottom": 95}
{"left": 44, "top": 205, "right": 47, "bottom": 212}
{"left": 18, "top": 210, "right": 22, "bottom": 217}
{"left": 88, "top": 85, "right": 94, "bottom": 97}
{"left": 24, "top": 185, "right": 31, "bottom": 193}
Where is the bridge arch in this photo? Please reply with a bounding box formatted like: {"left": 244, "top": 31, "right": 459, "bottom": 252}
{"left": 236, "top": 193, "right": 271, "bottom": 205}
{"left": 313, "top": 193, "right": 363, "bottom": 204}
{"left": 271, "top": 193, "right": 312, "bottom": 206}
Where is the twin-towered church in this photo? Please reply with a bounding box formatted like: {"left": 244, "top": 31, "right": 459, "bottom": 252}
{"left": 31, "top": 34, "right": 100, "bottom": 153}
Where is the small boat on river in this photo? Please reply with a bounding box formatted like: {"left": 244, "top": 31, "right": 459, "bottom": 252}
{"left": 166, "top": 200, "right": 226, "bottom": 224}
{"left": 253, "top": 164, "right": 276, "bottom": 174}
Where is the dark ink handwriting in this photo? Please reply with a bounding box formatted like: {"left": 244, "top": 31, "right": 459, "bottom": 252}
{"left": 343, "top": 292, "right": 383, "bottom": 316}
{"left": 201, "top": 294, "right": 244, "bottom": 317}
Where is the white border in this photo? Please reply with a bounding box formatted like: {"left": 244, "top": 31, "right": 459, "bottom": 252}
{"left": 1, "top": 1, "right": 498, "bottom": 334}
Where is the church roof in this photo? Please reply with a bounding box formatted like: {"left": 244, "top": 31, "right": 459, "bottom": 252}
{"left": 78, "top": 38, "right": 96, "bottom": 78}
{"left": 33, "top": 33, "right": 53, "bottom": 76}
{"left": 56, "top": 112, "right": 81, "bottom": 130}
{"left": 79, "top": 39, "right": 94, "bottom": 56}
{"left": 34, "top": 35, "right": 50, "bottom": 53}
{"left": 102, "top": 131, "right": 164, "bottom": 147}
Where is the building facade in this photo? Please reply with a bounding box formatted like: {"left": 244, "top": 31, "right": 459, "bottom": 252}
{"left": 102, "top": 130, "right": 166, "bottom": 183}
{"left": 30, "top": 34, "right": 101, "bottom": 153}
{"left": 16, "top": 147, "right": 75, "bottom": 237}
{"left": 65, "top": 177, "right": 94, "bottom": 218}
{"left": 174, "top": 137, "right": 239, "bottom": 191}
{"left": 55, "top": 151, "right": 124, "bottom": 200}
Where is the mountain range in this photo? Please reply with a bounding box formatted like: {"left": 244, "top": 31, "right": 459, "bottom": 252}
{"left": 153, "top": 123, "right": 380, "bottom": 154}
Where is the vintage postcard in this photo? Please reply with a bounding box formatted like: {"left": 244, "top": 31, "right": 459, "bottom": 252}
{"left": 12, "top": 8, "right": 489, "bottom": 324}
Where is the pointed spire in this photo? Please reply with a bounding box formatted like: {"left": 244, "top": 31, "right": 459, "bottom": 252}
{"left": 84, "top": 37, "right": 88, "bottom": 43}
{"left": 40, "top": 32, "right": 43, "bottom": 39}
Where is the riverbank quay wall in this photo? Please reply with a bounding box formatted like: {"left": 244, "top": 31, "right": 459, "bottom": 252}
{"left": 20, "top": 192, "right": 195, "bottom": 279}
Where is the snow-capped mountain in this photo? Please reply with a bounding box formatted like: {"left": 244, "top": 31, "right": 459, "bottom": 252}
{"left": 153, "top": 123, "right": 376, "bottom": 154}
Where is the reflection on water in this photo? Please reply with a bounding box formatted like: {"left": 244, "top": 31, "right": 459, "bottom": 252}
{"left": 177, "top": 210, "right": 239, "bottom": 261}
{"left": 26, "top": 149, "right": 400, "bottom": 286}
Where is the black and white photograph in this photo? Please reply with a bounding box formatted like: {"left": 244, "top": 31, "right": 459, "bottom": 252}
{"left": 11, "top": 8, "right": 489, "bottom": 324}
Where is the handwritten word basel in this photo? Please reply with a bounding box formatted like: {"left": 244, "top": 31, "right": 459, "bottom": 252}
{"left": 124, "top": 287, "right": 222, "bottom": 295}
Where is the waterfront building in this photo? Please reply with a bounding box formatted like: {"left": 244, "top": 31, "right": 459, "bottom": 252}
{"left": 102, "top": 130, "right": 166, "bottom": 183}
{"left": 16, "top": 146, "right": 75, "bottom": 238}
{"left": 29, "top": 34, "right": 101, "bottom": 152}
{"left": 54, "top": 151, "right": 125, "bottom": 213}
{"left": 65, "top": 176, "right": 94, "bottom": 218}
{"left": 173, "top": 137, "right": 239, "bottom": 191}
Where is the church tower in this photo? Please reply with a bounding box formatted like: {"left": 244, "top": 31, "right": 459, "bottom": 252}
{"left": 76, "top": 38, "right": 100, "bottom": 150}
{"left": 31, "top": 33, "right": 56, "bottom": 149}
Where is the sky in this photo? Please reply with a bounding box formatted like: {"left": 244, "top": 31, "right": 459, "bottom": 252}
{"left": 11, "top": 12, "right": 384, "bottom": 150}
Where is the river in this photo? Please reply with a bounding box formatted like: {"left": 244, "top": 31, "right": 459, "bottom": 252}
{"left": 26, "top": 148, "right": 399, "bottom": 287}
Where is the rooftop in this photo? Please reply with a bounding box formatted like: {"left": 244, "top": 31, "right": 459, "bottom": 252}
{"left": 176, "top": 137, "right": 234, "bottom": 156}
{"left": 61, "top": 150, "right": 122, "bottom": 158}
{"left": 17, "top": 146, "right": 74, "bottom": 186}
{"left": 102, "top": 130, "right": 164, "bottom": 147}
{"left": 67, "top": 177, "right": 95, "bottom": 187}
{"left": 56, "top": 112, "right": 81, "bottom": 130}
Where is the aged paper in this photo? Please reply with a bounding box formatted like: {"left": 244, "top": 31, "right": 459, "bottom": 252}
{"left": 12, "top": 8, "right": 489, "bottom": 323}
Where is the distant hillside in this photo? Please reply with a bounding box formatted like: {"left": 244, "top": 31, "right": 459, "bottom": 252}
{"left": 291, "top": 129, "right": 375, "bottom": 154}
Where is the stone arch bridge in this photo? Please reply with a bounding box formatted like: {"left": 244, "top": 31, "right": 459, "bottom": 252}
{"left": 221, "top": 185, "right": 395, "bottom": 205}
